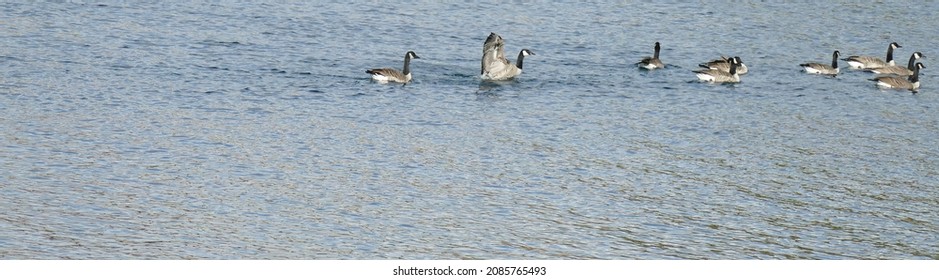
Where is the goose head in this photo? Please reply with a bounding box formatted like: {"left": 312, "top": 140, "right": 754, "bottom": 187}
{"left": 914, "top": 62, "right": 925, "bottom": 72}
{"left": 889, "top": 42, "right": 902, "bottom": 50}
{"left": 515, "top": 49, "right": 535, "bottom": 69}
{"left": 406, "top": 51, "right": 420, "bottom": 60}
{"left": 905, "top": 52, "right": 924, "bottom": 69}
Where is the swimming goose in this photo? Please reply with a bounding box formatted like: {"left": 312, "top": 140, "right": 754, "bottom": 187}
{"left": 637, "top": 42, "right": 665, "bottom": 70}
{"left": 843, "top": 42, "right": 901, "bottom": 69}
{"left": 480, "top": 32, "right": 534, "bottom": 80}
{"left": 871, "top": 62, "right": 924, "bottom": 92}
{"left": 800, "top": 50, "right": 840, "bottom": 76}
{"left": 694, "top": 57, "right": 741, "bottom": 83}
{"left": 482, "top": 49, "right": 534, "bottom": 80}
{"left": 367, "top": 51, "right": 420, "bottom": 83}
{"left": 869, "top": 52, "right": 924, "bottom": 76}
{"left": 699, "top": 56, "right": 749, "bottom": 75}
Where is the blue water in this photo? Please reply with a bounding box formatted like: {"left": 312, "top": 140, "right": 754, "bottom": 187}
{"left": 1, "top": 1, "right": 937, "bottom": 259}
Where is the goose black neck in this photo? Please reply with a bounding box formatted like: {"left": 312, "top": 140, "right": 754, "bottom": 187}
{"left": 910, "top": 66, "right": 920, "bottom": 83}
{"left": 403, "top": 55, "right": 411, "bottom": 75}
{"left": 831, "top": 52, "right": 839, "bottom": 68}
{"left": 729, "top": 60, "right": 737, "bottom": 75}
{"left": 886, "top": 45, "right": 895, "bottom": 63}
{"left": 907, "top": 54, "right": 917, "bottom": 70}
{"left": 516, "top": 51, "right": 526, "bottom": 70}
{"left": 653, "top": 45, "right": 661, "bottom": 59}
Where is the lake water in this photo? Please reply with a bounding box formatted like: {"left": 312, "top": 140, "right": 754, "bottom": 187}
{"left": 1, "top": 1, "right": 937, "bottom": 259}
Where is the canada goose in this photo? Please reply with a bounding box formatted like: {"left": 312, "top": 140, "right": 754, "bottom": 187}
{"left": 637, "top": 42, "right": 664, "bottom": 70}
{"left": 871, "top": 62, "right": 924, "bottom": 92}
{"left": 480, "top": 32, "right": 534, "bottom": 80}
{"left": 699, "top": 56, "right": 749, "bottom": 75}
{"left": 694, "top": 57, "right": 741, "bottom": 83}
{"left": 869, "top": 52, "right": 924, "bottom": 76}
{"left": 843, "top": 42, "right": 901, "bottom": 69}
{"left": 366, "top": 51, "right": 420, "bottom": 83}
{"left": 800, "top": 50, "right": 840, "bottom": 76}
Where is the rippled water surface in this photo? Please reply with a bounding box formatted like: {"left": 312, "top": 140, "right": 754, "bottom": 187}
{"left": 2, "top": 1, "right": 938, "bottom": 259}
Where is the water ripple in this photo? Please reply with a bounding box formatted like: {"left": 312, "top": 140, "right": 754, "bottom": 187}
{"left": 1, "top": 1, "right": 938, "bottom": 260}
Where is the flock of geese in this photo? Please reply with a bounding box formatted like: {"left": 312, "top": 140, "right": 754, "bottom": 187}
{"left": 366, "top": 33, "right": 925, "bottom": 93}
